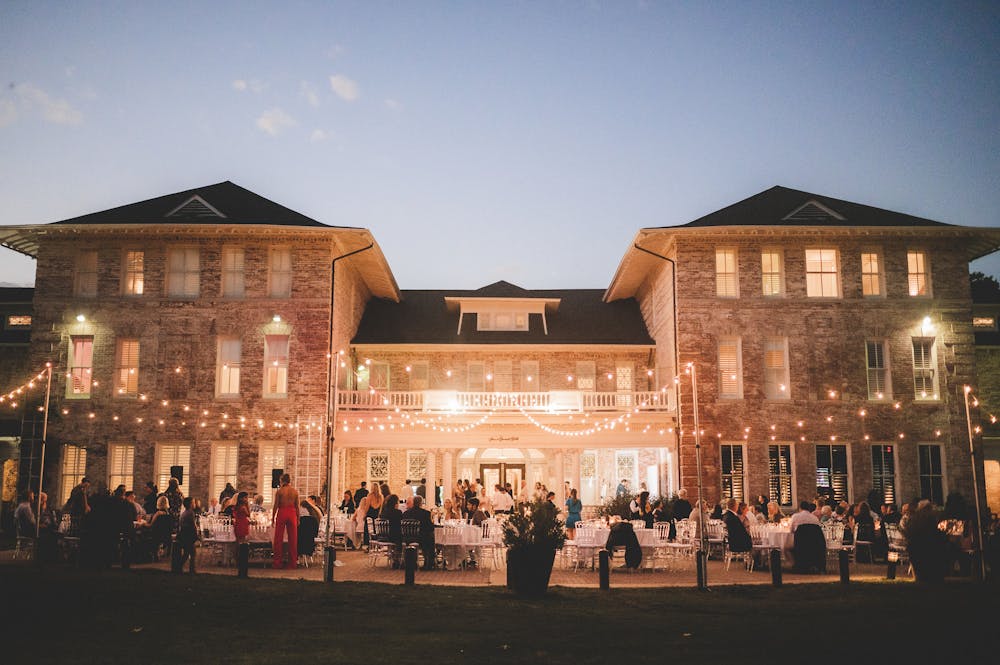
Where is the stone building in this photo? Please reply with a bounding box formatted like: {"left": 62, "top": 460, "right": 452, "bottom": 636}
{"left": 972, "top": 282, "right": 1000, "bottom": 513}
{"left": 0, "top": 287, "right": 34, "bottom": 522}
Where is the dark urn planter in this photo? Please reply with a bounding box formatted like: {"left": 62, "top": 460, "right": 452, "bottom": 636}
{"left": 506, "top": 545, "right": 557, "bottom": 596}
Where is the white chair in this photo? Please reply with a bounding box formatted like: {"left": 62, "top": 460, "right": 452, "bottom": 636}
{"left": 13, "top": 520, "right": 34, "bottom": 561}
{"left": 704, "top": 520, "right": 726, "bottom": 559}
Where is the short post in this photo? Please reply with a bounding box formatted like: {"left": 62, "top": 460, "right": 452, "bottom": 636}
{"left": 598, "top": 549, "right": 610, "bottom": 590}
{"left": 404, "top": 546, "right": 417, "bottom": 585}
{"left": 238, "top": 543, "right": 250, "bottom": 578}
{"left": 770, "top": 549, "right": 782, "bottom": 586}
{"left": 839, "top": 549, "right": 850, "bottom": 585}
{"left": 170, "top": 540, "right": 182, "bottom": 574}
{"left": 886, "top": 550, "right": 898, "bottom": 580}
{"left": 696, "top": 549, "right": 708, "bottom": 590}
{"left": 323, "top": 545, "right": 336, "bottom": 583}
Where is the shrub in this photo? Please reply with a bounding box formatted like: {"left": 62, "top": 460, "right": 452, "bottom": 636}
{"left": 502, "top": 498, "right": 566, "bottom": 551}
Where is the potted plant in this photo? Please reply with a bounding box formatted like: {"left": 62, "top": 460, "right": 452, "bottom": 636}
{"left": 900, "top": 505, "right": 949, "bottom": 583}
{"left": 503, "top": 498, "right": 566, "bottom": 596}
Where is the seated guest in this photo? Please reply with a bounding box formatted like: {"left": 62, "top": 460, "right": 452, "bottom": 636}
{"left": 380, "top": 494, "right": 404, "bottom": 568}
{"left": 442, "top": 498, "right": 462, "bottom": 521}
{"left": 746, "top": 503, "right": 767, "bottom": 525}
{"left": 673, "top": 489, "right": 693, "bottom": 520}
{"left": 790, "top": 501, "right": 821, "bottom": 532}
{"left": 767, "top": 501, "right": 784, "bottom": 523}
{"left": 308, "top": 495, "right": 326, "bottom": 517}
{"left": 466, "top": 497, "right": 487, "bottom": 526}
{"left": 15, "top": 490, "right": 36, "bottom": 537}
{"left": 401, "top": 495, "right": 437, "bottom": 570}
{"left": 723, "top": 498, "right": 752, "bottom": 553}
{"left": 338, "top": 491, "right": 356, "bottom": 515}
{"left": 251, "top": 494, "right": 266, "bottom": 514}
{"left": 792, "top": 522, "right": 827, "bottom": 573}
{"left": 206, "top": 497, "right": 220, "bottom": 516}
{"left": 219, "top": 482, "right": 237, "bottom": 506}
{"left": 710, "top": 503, "right": 725, "bottom": 521}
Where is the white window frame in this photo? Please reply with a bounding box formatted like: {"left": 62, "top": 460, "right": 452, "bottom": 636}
{"left": 860, "top": 251, "right": 883, "bottom": 297}
{"left": 477, "top": 311, "right": 529, "bottom": 331}
{"left": 467, "top": 361, "right": 486, "bottom": 392}
{"left": 718, "top": 336, "right": 743, "bottom": 399}
{"left": 258, "top": 441, "right": 286, "bottom": 506}
{"left": 221, "top": 246, "right": 245, "bottom": 298}
{"left": 211, "top": 442, "right": 239, "bottom": 502}
{"left": 761, "top": 249, "right": 784, "bottom": 297}
{"left": 67, "top": 335, "right": 94, "bottom": 399}
{"left": 805, "top": 248, "right": 840, "bottom": 298}
{"left": 815, "top": 443, "right": 849, "bottom": 503}
{"left": 61, "top": 444, "right": 87, "bottom": 506}
{"left": 576, "top": 361, "right": 596, "bottom": 391}
{"left": 865, "top": 340, "right": 891, "bottom": 400}
{"left": 155, "top": 443, "right": 191, "bottom": 493}
{"left": 720, "top": 443, "right": 746, "bottom": 503}
{"left": 216, "top": 336, "right": 242, "bottom": 397}
{"left": 911, "top": 337, "right": 938, "bottom": 401}
{"left": 767, "top": 444, "right": 795, "bottom": 508}
{"left": 763, "top": 337, "right": 790, "bottom": 400}
{"left": 268, "top": 247, "right": 292, "bottom": 298}
{"left": 367, "top": 450, "right": 390, "bottom": 486}
{"left": 166, "top": 247, "right": 200, "bottom": 298}
{"left": 114, "top": 338, "right": 140, "bottom": 397}
{"left": 907, "top": 250, "right": 931, "bottom": 297}
{"left": 122, "top": 250, "right": 144, "bottom": 296}
{"left": 406, "top": 451, "right": 427, "bottom": 484}
{"left": 715, "top": 248, "right": 739, "bottom": 298}
{"left": 108, "top": 443, "right": 135, "bottom": 491}
{"left": 263, "top": 334, "right": 289, "bottom": 398}
{"left": 74, "top": 250, "right": 98, "bottom": 298}
{"left": 615, "top": 451, "right": 638, "bottom": 489}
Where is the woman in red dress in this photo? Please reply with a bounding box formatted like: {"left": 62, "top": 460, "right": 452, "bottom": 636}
{"left": 233, "top": 492, "right": 251, "bottom": 543}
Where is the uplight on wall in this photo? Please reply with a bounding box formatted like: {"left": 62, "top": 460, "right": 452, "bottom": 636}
{"left": 76, "top": 314, "right": 86, "bottom": 322}
{"left": 921, "top": 315, "right": 934, "bottom": 336}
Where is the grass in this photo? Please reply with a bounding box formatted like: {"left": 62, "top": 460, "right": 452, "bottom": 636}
{"left": 4, "top": 563, "right": 997, "bottom": 664}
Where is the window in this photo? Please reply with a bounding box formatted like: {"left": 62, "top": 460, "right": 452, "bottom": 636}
{"left": 108, "top": 443, "right": 135, "bottom": 491}
{"left": 715, "top": 248, "right": 738, "bottom": 297}
{"left": 816, "top": 444, "right": 849, "bottom": 503}
{"left": 973, "top": 316, "right": 997, "bottom": 330}
{"left": 912, "top": 338, "right": 938, "bottom": 400}
{"left": 221, "top": 247, "right": 245, "bottom": 298}
{"left": 367, "top": 450, "right": 389, "bottom": 486}
{"left": 492, "top": 360, "right": 513, "bottom": 392}
{"left": 907, "top": 251, "right": 929, "bottom": 297}
{"left": 861, "top": 252, "right": 882, "bottom": 296}
{"left": 263, "top": 334, "right": 289, "bottom": 397}
{"left": 156, "top": 443, "right": 191, "bottom": 493}
{"left": 761, "top": 249, "right": 784, "bottom": 296}
{"left": 616, "top": 451, "right": 637, "bottom": 487}
{"left": 359, "top": 362, "right": 389, "bottom": 391}
{"left": 216, "top": 337, "right": 241, "bottom": 397}
{"left": 61, "top": 445, "right": 87, "bottom": 505}
{"left": 871, "top": 445, "right": 896, "bottom": 505}
{"left": 520, "top": 360, "right": 539, "bottom": 392}
{"left": 718, "top": 337, "right": 742, "bottom": 399}
{"left": 122, "top": 250, "right": 144, "bottom": 296}
{"left": 166, "top": 248, "right": 199, "bottom": 298}
{"left": 114, "top": 338, "right": 140, "bottom": 397}
{"left": 269, "top": 247, "right": 292, "bottom": 298}
{"left": 918, "top": 444, "right": 944, "bottom": 504}
{"left": 258, "top": 442, "right": 286, "bottom": 506}
{"left": 865, "top": 340, "right": 890, "bottom": 400}
{"left": 768, "top": 444, "right": 793, "bottom": 508}
{"left": 67, "top": 336, "right": 94, "bottom": 398}
{"left": 720, "top": 444, "right": 745, "bottom": 503}
{"left": 763, "top": 337, "right": 789, "bottom": 399}
{"left": 409, "top": 361, "right": 428, "bottom": 390}
{"left": 467, "top": 361, "right": 485, "bottom": 391}
{"left": 211, "top": 442, "right": 238, "bottom": 502}
{"left": 576, "top": 361, "right": 596, "bottom": 391}
{"left": 407, "top": 451, "right": 427, "bottom": 484}
{"left": 74, "top": 250, "right": 98, "bottom": 297}
{"left": 6, "top": 314, "right": 31, "bottom": 328}
{"left": 477, "top": 311, "right": 529, "bottom": 331}
{"left": 805, "top": 248, "right": 839, "bottom": 297}
{"left": 615, "top": 362, "right": 633, "bottom": 407}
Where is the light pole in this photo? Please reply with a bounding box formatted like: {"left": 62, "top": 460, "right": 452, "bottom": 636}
{"left": 35, "top": 363, "right": 52, "bottom": 539}
{"left": 687, "top": 362, "right": 709, "bottom": 590}
{"left": 963, "top": 385, "right": 987, "bottom": 581}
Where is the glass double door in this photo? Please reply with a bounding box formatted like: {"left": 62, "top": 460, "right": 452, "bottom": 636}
{"left": 480, "top": 463, "right": 525, "bottom": 497}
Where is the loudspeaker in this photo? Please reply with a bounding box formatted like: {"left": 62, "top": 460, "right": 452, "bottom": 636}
{"left": 170, "top": 465, "right": 184, "bottom": 485}
{"left": 271, "top": 468, "right": 284, "bottom": 489}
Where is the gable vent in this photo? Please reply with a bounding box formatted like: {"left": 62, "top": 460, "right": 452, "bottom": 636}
{"left": 782, "top": 200, "right": 845, "bottom": 223}
{"left": 166, "top": 195, "right": 226, "bottom": 219}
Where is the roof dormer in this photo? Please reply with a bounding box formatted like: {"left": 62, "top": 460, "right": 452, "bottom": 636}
{"left": 444, "top": 287, "right": 561, "bottom": 335}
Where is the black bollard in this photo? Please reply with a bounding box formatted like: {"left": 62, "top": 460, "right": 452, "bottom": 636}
{"left": 839, "top": 549, "right": 850, "bottom": 584}
{"left": 238, "top": 543, "right": 250, "bottom": 578}
{"left": 886, "top": 559, "right": 897, "bottom": 580}
{"left": 323, "top": 545, "right": 336, "bottom": 583}
{"left": 404, "top": 546, "right": 417, "bottom": 585}
{"left": 170, "top": 540, "right": 182, "bottom": 574}
{"left": 696, "top": 550, "right": 709, "bottom": 590}
{"left": 599, "top": 549, "right": 610, "bottom": 590}
{"left": 770, "top": 549, "right": 782, "bottom": 586}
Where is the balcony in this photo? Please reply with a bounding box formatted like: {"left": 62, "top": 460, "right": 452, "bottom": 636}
{"left": 337, "top": 389, "right": 676, "bottom": 414}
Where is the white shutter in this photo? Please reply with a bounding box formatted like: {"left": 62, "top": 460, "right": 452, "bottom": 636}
{"left": 467, "top": 361, "right": 485, "bottom": 392}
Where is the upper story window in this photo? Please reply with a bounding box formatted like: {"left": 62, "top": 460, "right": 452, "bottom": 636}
{"left": 122, "top": 250, "right": 144, "bottom": 296}
{"left": 221, "top": 247, "right": 245, "bottom": 298}
{"left": 715, "top": 248, "right": 738, "bottom": 298}
{"left": 907, "top": 251, "right": 930, "bottom": 297}
{"left": 912, "top": 337, "right": 938, "bottom": 400}
{"left": 973, "top": 316, "right": 997, "bottom": 330}
{"left": 114, "top": 338, "right": 140, "bottom": 397}
{"left": 408, "top": 361, "right": 429, "bottom": 390}
{"left": 718, "top": 336, "right": 743, "bottom": 399}
{"left": 6, "top": 314, "right": 31, "bottom": 328}
{"left": 67, "top": 335, "right": 93, "bottom": 399}
{"left": 263, "top": 334, "right": 289, "bottom": 397}
{"left": 269, "top": 247, "right": 292, "bottom": 298}
{"left": 761, "top": 249, "right": 784, "bottom": 297}
{"left": 477, "top": 312, "right": 528, "bottom": 331}
{"left": 805, "top": 248, "right": 839, "bottom": 297}
{"left": 74, "top": 250, "right": 98, "bottom": 297}
{"left": 860, "top": 252, "right": 882, "bottom": 297}
{"left": 520, "top": 360, "right": 539, "bottom": 392}
{"left": 216, "top": 337, "right": 242, "bottom": 397}
{"left": 576, "top": 361, "right": 596, "bottom": 391}
{"left": 166, "top": 248, "right": 200, "bottom": 298}
{"left": 467, "top": 361, "right": 486, "bottom": 391}
{"left": 763, "top": 337, "right": 789, "bottom": 400}
{"left": 865, "top": 340, "right": 890, "bottom": 400}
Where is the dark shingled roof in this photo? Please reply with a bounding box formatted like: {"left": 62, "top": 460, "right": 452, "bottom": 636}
{"left": 666, "top": 186, "right": 952, "bottom": 229}
{"left": 353, "top": 283, "right": 654, "bottom": 345}
{"left": 52, "top": 181, "right": 342, "bottom": 228}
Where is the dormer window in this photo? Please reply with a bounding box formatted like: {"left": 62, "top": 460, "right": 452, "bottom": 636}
{"left": 445, "top": 292, "right": 560, "bottom": 335}
{"left": 477, "top": 311, "right": 529, "bottom": 331}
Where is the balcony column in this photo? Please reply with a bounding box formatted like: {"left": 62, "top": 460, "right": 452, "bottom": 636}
{"left": 443, "top": 450, "right": 453, "bottom": 505}
{"left": 425, "top": 449, "right": 437, "bottom": 506}
{"left": 571, "top": 450, "right": 582, "bottom": 498}
{"left": 554, "top": 450, "right": 564, "bottom": 502}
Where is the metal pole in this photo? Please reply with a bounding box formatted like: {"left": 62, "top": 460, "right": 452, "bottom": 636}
{"left": 35, "top": 364, "right": 52, "bottom": 539}
{"left": 963, "top": 385, "right": 987, "bottom": 581}
{"left": 690, "top": 362, "right": 708, "bottom": 590}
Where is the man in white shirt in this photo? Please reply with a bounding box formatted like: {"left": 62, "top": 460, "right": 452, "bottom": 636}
{"left": 789, "top": 501, "right": 821, "bottom": 532}
{"left": 491, "top": 484, "right": 513, "bottom": 514}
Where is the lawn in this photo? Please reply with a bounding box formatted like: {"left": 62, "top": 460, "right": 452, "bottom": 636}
{"left": 3, "top": 564, "right": 996, "bottom": 664}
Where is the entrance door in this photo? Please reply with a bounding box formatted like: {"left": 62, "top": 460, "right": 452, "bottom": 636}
{"left": 480, "top": 463, "right": 526, "bottom": 496}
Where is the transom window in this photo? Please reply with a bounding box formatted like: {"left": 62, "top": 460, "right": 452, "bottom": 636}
{"left": 860, "top": 252, "right": 882, "bottom": 296}
{"left": 122, "top": 250, "right": 144, "bottom": 296}
{"left": 716, "top": 248, "right": 738, "bottom": 298}
{"left": 805, "top": 248, "right": 839, "bottom": 297}
{"left": 907, "top": 251, "right": 929, "bottom": 296}
{"left": 167, "top": 248, "right": 200, "bottom": 298}
{"left": 761, "top": 249, "right": 784, "bottom": 296}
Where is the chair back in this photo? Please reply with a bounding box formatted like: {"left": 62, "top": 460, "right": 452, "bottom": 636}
{"left": 400, "top": 519, "right": 421, "bottom": 544}
{"left": 373, "top": 518, "right": 391, "bottom": 541}
{"left": 654, "top": 522, "right": 670, "bottom": 542}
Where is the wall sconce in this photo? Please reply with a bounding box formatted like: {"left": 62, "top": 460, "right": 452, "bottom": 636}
{"left": 76, "top": 314, "right": 86, "bottom": 322}
{"left": 272, "top": 314, "right": 282, "bottom": 323}
{"left": 921, "top": 315, "right": 934, "bottom": 336}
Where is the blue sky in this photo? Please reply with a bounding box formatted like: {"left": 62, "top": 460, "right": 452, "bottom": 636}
{"left": 1, "top": 1, "right": 998, "bottom": 288}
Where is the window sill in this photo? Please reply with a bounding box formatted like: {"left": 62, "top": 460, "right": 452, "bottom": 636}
{"left": 65, "top": 394, "right": 91, "bottom": 400}
{"left": 263, "top": 394, "right": 288, "bottom": 400}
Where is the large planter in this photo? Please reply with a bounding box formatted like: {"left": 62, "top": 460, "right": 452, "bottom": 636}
{"left": 506, "top": 545, "right": 557, "bottom": 597}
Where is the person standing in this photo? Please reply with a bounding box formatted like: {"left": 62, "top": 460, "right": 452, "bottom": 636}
{"left": 616, "top": 479, "right": 629, "bottom": 498}
{"left": 142, "top": 481, "right": 159, "bottom": 516}
{"left": 565, "top": 488, "right": 582, "bottom": 539}
{"left": 272, "top": 473, "right": 300, "bottom": 569}
{"left": 353, "top": 481, "right": 369, "bottom": 507}
{"left": 416, "top": 478, "right": 427, "bottom": 501}
{"left": 176, "top": 497, "right": 200, "bottom": 573}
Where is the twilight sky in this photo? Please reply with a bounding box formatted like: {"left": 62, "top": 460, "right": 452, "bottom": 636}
{"left": 1, "top": 1, "right": 998, "bottom": 288}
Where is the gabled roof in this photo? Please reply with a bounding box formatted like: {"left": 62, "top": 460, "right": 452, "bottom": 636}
{"left": 52, "top": 181, "right": 336, "bottom": 227}
{"left": 353, "top": 286, "right": 653, "bottom": 346}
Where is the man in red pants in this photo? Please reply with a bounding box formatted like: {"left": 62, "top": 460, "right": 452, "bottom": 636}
{"left": 272, "top": 473, "right": 300, "bottom": 569}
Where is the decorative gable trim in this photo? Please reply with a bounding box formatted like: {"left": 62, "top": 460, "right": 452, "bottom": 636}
{"left": 166, "top": 195, "right": 227, "bottom": 219}
{"left": 782, "top": 200, "right": 845, "bottom": 223}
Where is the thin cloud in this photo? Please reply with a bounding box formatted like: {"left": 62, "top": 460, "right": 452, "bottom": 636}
{"left": 0, "top": 99, "right": 16, "bottom": 128}
{"left": 310, "top": 129, "right": 330, "bottom": 142}
{"left": 12, "top": 84, "right": 83, "bottom": 125}
{"left": 232, "top": 79, "right": 248, "bottom": 91}
{"left": 301, "top": 81, "right": 320, "bottom": 108}
{"left": 232, "top": 79, "right": 265, "bottom": 93}
{"left": 384, "top": 98, "right": 401, "bottom": 110}
{"left": 326, "top": 44, "right": 345, "bottom": 59}
{"left": 256, "top": 108, "right": 295, "bottom": 136}
{"left": 329, "top": 74, "right": 359, "bottom": 102}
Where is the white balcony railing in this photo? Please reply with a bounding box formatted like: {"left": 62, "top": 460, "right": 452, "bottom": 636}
{"left": 337, "top": 389, "right": 675, "bottom": 413}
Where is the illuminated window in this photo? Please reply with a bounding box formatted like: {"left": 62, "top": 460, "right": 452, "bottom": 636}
{"left": 716, "top": 248, "right": 738, "bottom": 298}
{"left": 477, "top": 311, "right": 528, "bottom": 331}
{"left": 907, "top": 251, "right": 930, "bottom": 296}
{"left": 263, "top": 334, "right": 289, "bottom": 397}
{"left": 259, "top": 442, "right": 286, "bottom": 506}
{"left": 269, "top": 247, "right": 292, "bottom": 298}
{"left": 114, "top": 338, "right": 140, "bottom": 397}
{"left": 122, "top": 250, "right": 144, "bottom": 296}
{"left": 763, "top": 337, "right": 789, "bottom": 400}
{"left": 74, "top": 250, "right": 98, "bottom": 297}
{"left": 761, "top": 249, "right": 784, "bottom": 296}
{"left": 718, "top": 337, "right": 742, "bottom": 399}
{"left": 871, "top": 445, "right": 896, "bottom": 505}
{"left": 912, "top": 338, "right": 938, "bottom": 400}
{"left": 156, "top": 443, "right": 191, "bottom": 493}
{"left": 861, "top": 252, "right": 882, "bottom": 296}
{"left": 768, "top": 444, "right": 794, "bottom": 508}
{"left": 805, "top": 248, "right": 839, "bottom": 297}
{"left": 216, "top": 337, "right": 241, "bottom": 396}
{"left": 720, "top": 444, "right": 745, "bottom": 503}
{"left": 918, "top": 444, "right": 944, "bottom": 504}
{"left": 221, "top": 247, "right": 245, "bottom": 298}
{"left": 167, "top": 248, "right": 199, "bottom": 298}
{"left": 67, "top": 336, "right": 93, "bottom": 398}
{"left": 576, "top": 361, "right": 596, "bottom": 391}
{"left": 973, "top": 316, "right": 996, "bottom": 330}
{"left": 816, "top": 444, "right": 848, "bottom": 502}
{"left": 6, "top": 314, "right": 31, "bottom": 328}
{"left": 211, "top": 442, "right": 238, "bottom": 502}
{"left": 865, "top": 340, "right": 890, "bottom": 400}
{"left": 60, "top": 445, "right": 87, "bottom": 506}
{"left": 108, "top": 443, "right": 135, "bottom": 491}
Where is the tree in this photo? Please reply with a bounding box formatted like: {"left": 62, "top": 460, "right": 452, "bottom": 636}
{"left": 970, "top": 271, "right": 1000, "bottom": 303}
